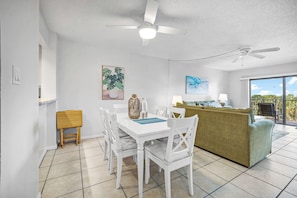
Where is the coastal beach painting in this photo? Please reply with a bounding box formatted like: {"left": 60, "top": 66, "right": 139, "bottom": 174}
{"left": 186, "top": 75, "right": 208, "bottom": 94}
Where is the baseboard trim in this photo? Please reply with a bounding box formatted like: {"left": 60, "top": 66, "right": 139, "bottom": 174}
{"left": 81, "top": 134, "right": 102, "bottom": 139}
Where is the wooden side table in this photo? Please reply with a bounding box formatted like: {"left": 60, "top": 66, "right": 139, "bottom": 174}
{"left": 56, "top": 110, "right": 83, "bottom": 147}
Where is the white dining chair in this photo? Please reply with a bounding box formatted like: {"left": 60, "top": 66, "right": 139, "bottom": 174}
{"left": 158, "top": 107, "right": 185, "bottom": 143}
{"left": 168, "top": 106, "right": 185, "bottom": 118}
{"left": 145, "top": 115, "right": 199, "bottom": 198}
{"left": 104, "top": 110, "right": 138, "bottom": 189}
{"left": 155, "top": 106, "right": 168, "bottom": 117}
{"left": 99, "top": 107, "right": 110, "bottom": 165}
{"left": 113, "top": 103, "right": 128, "bottom": 113}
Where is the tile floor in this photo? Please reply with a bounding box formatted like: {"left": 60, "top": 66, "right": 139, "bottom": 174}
{"left": 40, "top": 124, "right": 297, "bottom": 198}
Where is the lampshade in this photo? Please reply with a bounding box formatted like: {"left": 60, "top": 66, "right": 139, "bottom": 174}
{"left": 172, "top": 95, "right": 183, "bottom": 106}
{"left": 218, "top": 93, "right": 228, "bottom": 102}
{"left": 139, "top": 26, "right": 157, "bottom": 39}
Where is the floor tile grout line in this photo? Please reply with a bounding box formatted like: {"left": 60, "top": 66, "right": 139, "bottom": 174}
{"left": 206, "top": 170, "right": 257, "bottom": 198}
{"left": 40, "top": 149, "right": 57, "bottom": 195}
{"left": 78, "top": 145, "right": 85, "bottom": 198}
{"left": 276, "top": 173, "right": 297, "bottom": 198}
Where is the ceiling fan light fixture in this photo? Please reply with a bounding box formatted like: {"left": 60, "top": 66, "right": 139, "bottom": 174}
{"left": 139, "top": 26, "right": 157, "bottom": 39}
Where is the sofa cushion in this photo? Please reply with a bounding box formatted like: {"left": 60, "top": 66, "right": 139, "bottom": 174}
{"left": 203, "top": 106, "right": 255, "bottom": 123}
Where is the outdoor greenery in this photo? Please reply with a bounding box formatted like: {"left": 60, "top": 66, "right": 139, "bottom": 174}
{"left": 102, "top": 67, "right": 124, "bottom": 90}
{"left": 251, "top": 94, "right": 297, "bottom": 124}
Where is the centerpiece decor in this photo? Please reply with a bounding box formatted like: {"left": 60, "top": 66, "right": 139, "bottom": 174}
{"left": 128, "top": 94, "right": 141, "bottom": 119}
{"left": 102, "top": 65, "right": 124, "bottom": 100}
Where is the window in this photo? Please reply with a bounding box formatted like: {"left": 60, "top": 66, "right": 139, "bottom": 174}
{"left": 250, "top": 76, "right": 297, "bottom": 126}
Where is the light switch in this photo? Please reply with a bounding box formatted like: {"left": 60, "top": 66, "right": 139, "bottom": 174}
{"left": 12, "top": 65, "right": 21, "bottom": 85}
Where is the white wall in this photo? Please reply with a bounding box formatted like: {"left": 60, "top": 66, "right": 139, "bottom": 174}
{"left": 168, "top": 61, "right": 230, "bottom": 104}
{"left": 0, "top": 0, "right": 39, "bottom": 197}
{"left": 229, "top": 62, "right": 297, "bottom": 108}
{"left": 56, "top": 38, "right": 169, "bottom": 138}
{"left": 41, "top": 32, "right": 57, "bottom": 99}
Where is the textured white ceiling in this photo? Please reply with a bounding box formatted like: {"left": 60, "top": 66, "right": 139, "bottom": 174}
{"left": 40, "top": 0, "right": 297, "bottom": 71}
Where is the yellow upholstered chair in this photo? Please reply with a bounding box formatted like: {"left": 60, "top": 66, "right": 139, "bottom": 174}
{"left": 56, "top": 110, "right": 83, "bottom": 147}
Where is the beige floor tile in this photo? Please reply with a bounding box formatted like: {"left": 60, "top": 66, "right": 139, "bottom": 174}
{"left": 82, "top": 166, "right": 116, "bottom": 188}
{"left": 39, "top": 166, "right": 50, "bottom": 182}
{"left": 55, "top": 143, "right": 79, "bottom": 154}
{"left": 217, "top": 158, "right": 248, "bottom": 172}
{"left": 58, "top": 190, "right": 83, "bottom": 198}
{"left": 246, "top": 164, "right": 292, "bottom": 189}
{"left": 52, "top": 150, "right": 80, "bottom": 165}
{"left": 39, "top": 181, "right": 45, "bottom": 193}
{"left": 83, "top": 180, "right": 126, "bottom": 198}
{"left": 211, "top": 183, "right": 255, "bottom": 198}
{"left": 231, "top": 173, "right": 281, "bottom": 198}
{"left": 282, "top": 144, "right": 297, "bottom": 153}
{"left": 272, "top": 142, "right": 286, "bottom": 150}
{"left": 121, "top": 172, "right": 158, "bottom": 197}
{"left": 149, "top": 165, "right": 182, "bottom": 185}
{"left": 276, "top": 149, "right": 297, "bottom": 160}
{"left": 45, "top": 149, "right": 56, "bottom": 157}
{"left": 80, "top": 146, "right": 104, "bottom": 158}
{"left": 192, "top": 152, "right": 217, "bottom": 167}
{"left": 193, "top": 168, "right": 227, "bottom": 193}
{"left": 257, "top": 159, "right": 297, "bottom": 178}
{"left": 142, "top": 186, "right": 166, "bottom": 198}
{"left": 285, "top": 179, "right": 297, "bottom": 196}
{"left": 278, "top": 191, "right": 297, "bottom": 198}
{"left": 47, "top": 160, "right": 81, "bottom": 179}
{"left": 80, "top": 139, "right": 100, "bottom": 150}
{"left": 42, "top": 173, "right": 82, "bottom": 198}
{"left": 268, "top": 153, "right": 297, "bottom": 168}
{"left": 40, "top": 155, "right": 54, "bottom": 168}
{"left": 197, "top": 149, "right": 222, "bottom": 160}
{"left": 160, "top": 176, "right": 208, "bottom": 198}
{"left": 81, "top": 155, "right": 108, "bottom": 170}
{"left": 204, "top": 161, "right": 242, "bottom": 181}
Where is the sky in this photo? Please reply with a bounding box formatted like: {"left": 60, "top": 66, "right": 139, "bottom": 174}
{"left": 251, "top": 76, "right": 297, "bottom": 96}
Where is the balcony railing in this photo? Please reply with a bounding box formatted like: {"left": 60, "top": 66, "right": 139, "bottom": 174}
{"left": 251, "top": 98, "right": 297, "bottom": 126}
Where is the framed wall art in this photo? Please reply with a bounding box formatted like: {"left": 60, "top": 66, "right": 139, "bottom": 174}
{"left": 186, "top": 75, "right": 208, "bottom": 94}
{"left": 102, "top": 65, "right": 125, "bottom": 100}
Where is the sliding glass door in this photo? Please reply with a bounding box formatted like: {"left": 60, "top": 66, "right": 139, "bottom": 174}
{"left": 250, "top": 76, "right": 297, "bottom": 126}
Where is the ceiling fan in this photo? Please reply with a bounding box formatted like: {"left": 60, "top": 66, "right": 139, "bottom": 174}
{"left": 105, "top": 0, "right": 186, "bottom": 45}
{"left": 232, "top": 47, "right": 280, "bottom": 63}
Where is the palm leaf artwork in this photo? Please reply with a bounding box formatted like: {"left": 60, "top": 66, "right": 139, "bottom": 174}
{"left": 102, "top": 66, "right": 125, "bottom": 100}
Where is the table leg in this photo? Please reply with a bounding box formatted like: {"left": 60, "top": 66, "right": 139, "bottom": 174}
{"left": 137, "top": 142, "right": 144, "bottom": 198}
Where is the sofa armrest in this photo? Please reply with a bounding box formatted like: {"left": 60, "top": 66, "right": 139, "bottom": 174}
{"left": 248, "top": 119, "right": 275, "bottom": 166}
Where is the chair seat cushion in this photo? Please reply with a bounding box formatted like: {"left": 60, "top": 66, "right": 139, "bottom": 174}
{"left": 120, "top": 136, "right": 137, "bottom": 151}
{"left": 119, "top": 129, "right": 129, "bottom": 137}
{"left": 146, "top": 141, "right": 188, "bottom": 163}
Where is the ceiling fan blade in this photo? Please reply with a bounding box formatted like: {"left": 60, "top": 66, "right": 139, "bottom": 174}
{"left": 144, "top": 0, "right": 159, "bottom": 24}
{"left": 105, "top": 25, "right": 138, "bottom": 29}
{"left": 142, "top": 39, "right": 150, "bottom": 46}
{"left": 251, "top": 47, "right": 280, "bottom": 53}
{"left": 232, "top": 57, "right": 239, "bottom": 63}
{"left": 249, "top": 53, "right": 265, "bottom": 59}
{"left": 157, "top": 26, "right": 186, "bottom": 35}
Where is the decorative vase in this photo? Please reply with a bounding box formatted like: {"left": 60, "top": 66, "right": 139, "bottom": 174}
{"left": 140, "top": 98, "right": 148, "bottom": 119}
{"left": 109, "top": 88, "right": 119, "bottom": 98}
{"left": 128, "top": 94, "right": 141, "bottom": 119}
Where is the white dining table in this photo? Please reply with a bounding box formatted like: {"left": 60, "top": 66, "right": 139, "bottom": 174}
{"left": 116, "top": 113, "right": 170, "bottom": 198}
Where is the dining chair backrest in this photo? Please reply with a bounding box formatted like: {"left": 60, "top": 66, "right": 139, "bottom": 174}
{"left": 166, "top": 115, "right": 198, "bottom": 162}
{"left": 99, "top": 107, "right": 108, "bottom": 135}
{"left": 104, "top": 110, "right": 121, "bottom": 149}
{"left": 156, "top": 106, "right": 168, "bottom": 117}
{"left": 169, "top": 107, "right": 185, "bottom": 118}
{"left": 113, "top": 104, "right": 128, "bottom": 113}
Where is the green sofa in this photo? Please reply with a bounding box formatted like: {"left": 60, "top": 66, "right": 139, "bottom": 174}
{"left": 176, "top": 103, "right": 275, "bottom": 167}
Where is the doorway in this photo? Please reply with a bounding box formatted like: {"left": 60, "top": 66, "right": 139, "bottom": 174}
{"left": 250, "top": 76, "right": 297, "bottom": 126}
